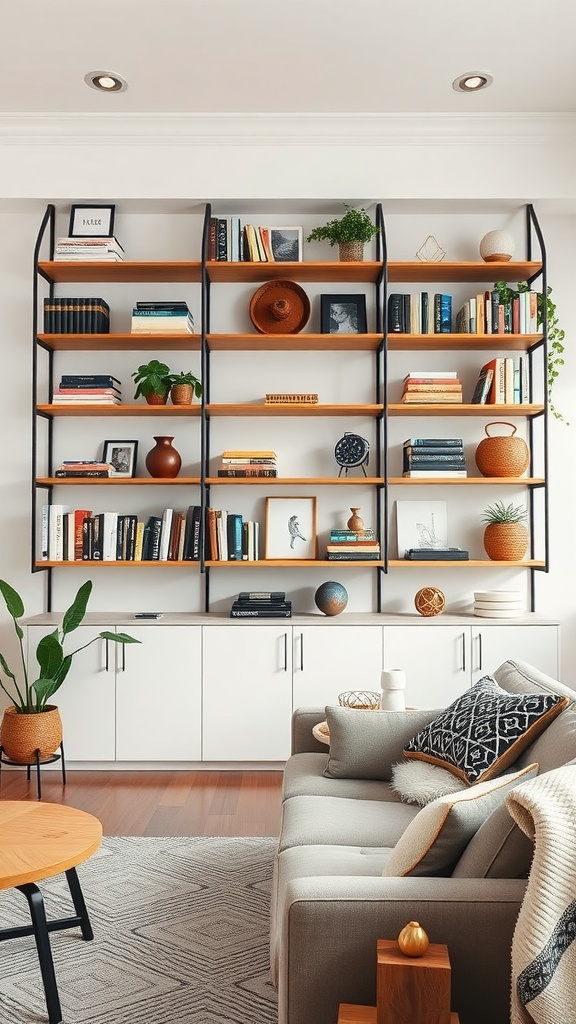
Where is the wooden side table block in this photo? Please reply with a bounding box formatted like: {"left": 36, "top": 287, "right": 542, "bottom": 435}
{"left": 337, "top": 1008, "right": 459, "bottom": 1024}
{"left": 376, "top": 939, "right": 452, "bottom": 1024}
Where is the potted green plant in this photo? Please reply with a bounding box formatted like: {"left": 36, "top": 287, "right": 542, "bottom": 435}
{"left": 480, "top": 501, "right": 528, "bottom": 561}
{"left": 306, "top": 204, "right": 380, "bottom": 261}
{"left": 0, "top": 579, "right": 140, "bottom": 763}
{"left": 131, "top": 359, "right": 172, "bottom": 405}
{"left": 166, "top": 371, "right": 203, "bottom": 406}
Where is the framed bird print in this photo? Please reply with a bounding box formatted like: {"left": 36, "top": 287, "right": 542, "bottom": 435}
{"left": 265, "top": 496, "right": 318, "bottom": 560}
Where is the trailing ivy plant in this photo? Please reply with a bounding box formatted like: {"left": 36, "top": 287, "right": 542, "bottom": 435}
{"left": 494, "top": 280, "right": 567, "bottom": 423}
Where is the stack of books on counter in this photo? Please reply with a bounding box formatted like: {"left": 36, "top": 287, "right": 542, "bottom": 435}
{"left": 217, "top": 450, "right": 278, "bottom": 478}
{"left": 53, "top": 237, "right": 125, "bottom": 261}
{"left": 230, "top": 592, "right": 292, "bottom": 618}
{"left": 43, "top": 297, "right": 110, "bottom": 333}
{"left": 131, "top": 301, "right": 195, "bottom": 334}
{"left": 326, "top": 528, "right": 381, "bottom": 561}
{"left": 52, "top": 374, "right": 122, "bottom": 405}
{"left": 403, "top": 437, "right": 467, "bottom": 478}
{"left": 401, "top": 372, "right": 463, "bottom": 405}
{"left": 54, "top": 461, "right": 112, "bottom": 478}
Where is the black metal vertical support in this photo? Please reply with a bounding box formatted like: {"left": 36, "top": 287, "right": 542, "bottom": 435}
{"left": 375, "top": 204, "right": 389, "bottom": 603}
{"left": 200, "top": 204, "right": 211, "bottom": 611}
{"left": 526, "top": 204, "right": 549, "bottom": 611}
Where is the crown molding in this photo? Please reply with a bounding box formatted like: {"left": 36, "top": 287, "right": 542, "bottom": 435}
{"left": 1, "top": 112, "right": 575, "bottom": 147}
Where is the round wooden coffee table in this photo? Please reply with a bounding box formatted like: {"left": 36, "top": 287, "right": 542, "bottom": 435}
{"left": 0, "top": 800, "right": 102, "bottom": 1024}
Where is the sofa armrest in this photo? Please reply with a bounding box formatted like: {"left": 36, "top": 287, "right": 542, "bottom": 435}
{"left": 277, "top": 875, "right": 526, "bottom": 1024}
{"left": 291, "top": 706, "right": 327, "bottom": 754}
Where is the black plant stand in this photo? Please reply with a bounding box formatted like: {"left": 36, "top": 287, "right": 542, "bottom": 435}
{"left": 0, "top": 741, "right": 66, "bottom": 800}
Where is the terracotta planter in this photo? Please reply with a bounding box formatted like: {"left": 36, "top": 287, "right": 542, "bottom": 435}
{"left": 483, "top": 523, "right": 528, "bottom": 561}
{"left": 0, "top": 704, "right": 62, "bottom": 763}
{"left": 171, "top": 383, "right": 193, "bottom": 405}
{"left": 145, "top": 392, "right": 168, "bottom": 406}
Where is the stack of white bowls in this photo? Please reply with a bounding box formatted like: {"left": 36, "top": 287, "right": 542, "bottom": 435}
{"left": 473, "top": 590, "right": 523, "bottom": 618}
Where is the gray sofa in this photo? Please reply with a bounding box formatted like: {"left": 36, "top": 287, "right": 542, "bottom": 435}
{"left": 271, "top": 659, "right": 576, "bottom": 1024}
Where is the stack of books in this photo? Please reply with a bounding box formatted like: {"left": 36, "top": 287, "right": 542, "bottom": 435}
{"left": 43, "top": 297, "right": 110, "bottom": 333}
{"left": 326, "top": 528, "right": 381, "bottom": 561}
{"left": 217, "top": 450, "right": 278, "bottom": 478}
{"left": 54, "top": 461, "right": 112, "bottom": 478}
{"left": 53, "top": 237, "right": 124, "bottom": 261}
{"left": 131, "top": 301, "right": 195, "bottom": 334}
{"left": 230, "top": 591, "right": 292, "bottom": 618}
{"left": 401, "top": 371, "right": 463, "bottom": 405}
{"left": 388, "top": 292, "right": 452, "bottom": 334}
{"left": 52, "top": 374, "right": 122, "bottom": 405}
{"left": 403, "top": 437, "right": 467, "bottom": 478}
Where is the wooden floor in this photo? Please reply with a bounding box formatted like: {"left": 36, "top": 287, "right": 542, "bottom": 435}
{"left": 0, "top": 769, "right": 284, "bottom": 837}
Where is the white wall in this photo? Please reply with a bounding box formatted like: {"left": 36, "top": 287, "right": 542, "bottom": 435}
{"left": 0, "top": 114, "right": 574, "bottom": 680}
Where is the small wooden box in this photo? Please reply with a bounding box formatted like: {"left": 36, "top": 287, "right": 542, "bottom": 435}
{"left": 376, "top": 939, "right": 452, "bottom": 1024}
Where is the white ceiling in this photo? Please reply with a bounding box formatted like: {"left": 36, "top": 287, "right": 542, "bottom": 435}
{"left": 1, "top": 0, "right": 575, "bottom": 116}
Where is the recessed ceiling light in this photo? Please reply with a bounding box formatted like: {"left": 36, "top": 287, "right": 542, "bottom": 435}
{"left": 452, "top": 72, "right": 494, "bottom": 93}
{"left": 84, "top": 71, "right": 127, "bottom": 93}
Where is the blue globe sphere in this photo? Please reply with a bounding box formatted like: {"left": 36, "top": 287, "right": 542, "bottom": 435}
{"left": 315, "top": 581, "right": 348, "bottom": 617}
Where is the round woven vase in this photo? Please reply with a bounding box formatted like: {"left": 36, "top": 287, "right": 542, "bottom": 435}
{"left": 338, "top": 241, "right": 364, "bottom": 262}
{"left": 0, "top": 705, "right": 62, "bottom": 763}
{"left": 483, "top": 523, "right": 528, "bottom": 561}
{"left": 475, "top": 422, "right": 530, "bottom": 478}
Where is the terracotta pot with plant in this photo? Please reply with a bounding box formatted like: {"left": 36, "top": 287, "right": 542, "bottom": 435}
{"left": 0, "top": 579, "right": 140, "bottom": 763}
{"left": 481, "top": 501, "right": 528, "bottom": 561}
{"left": 131, "top": 359, "right": 172, "bottom": 405}
{"left": 167, "top": 371, "right": 203, "bottom": 406}
{"left": 306, "top": 204, "right": 380, "bottom": 262}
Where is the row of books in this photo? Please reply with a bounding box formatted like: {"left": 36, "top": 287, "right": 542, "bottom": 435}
{"left": 326, "top": 527, "right": 381, "bottom": 561}
{"left": 53, "top": 236, "right": 125, "bottom": 262}
{"left": 388, "top": 293, "right": 452, "bottom": 334}
{"left": 216, "top": 450, "right": 278, "bottom": 479}
{"left": 40, "top": 505, "right": 203, "bottom": 563}
{"left": 131, "top": 301, "right": 195, "bottom": 335}
{"left": 208, "top": 218, "right": 300, "bottom": 263}
{"left": 206, "top": 508, "right": 260, "bottom": 561}
{"left": 230, "top": 591, "right": 292, "bottom": 618}
{"left": 388, "top": 289, "right": 539, "bottom": 335}
{"left": 403, "top": 437, "right": 467, "bottom": 478}
{"left": 52, "top": 374, "right": 122, "bottom": 405}
{"left": 43, "top": 297, "right": 110, "bottom": 334}
{"left": 472, "top": 357, "right": 530, "bottom": 405}
{"left": 400, "top": 371, "right": 463, "bottom": 405}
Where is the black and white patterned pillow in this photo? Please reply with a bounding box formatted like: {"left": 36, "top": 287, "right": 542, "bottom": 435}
{"left": 404, "top": 675, "right": 568, "bottom": 784}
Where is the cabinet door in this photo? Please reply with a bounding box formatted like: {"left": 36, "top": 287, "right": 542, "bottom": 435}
{"left": 383, "top": 625, "right": 470, "bottom": 709}
{"left": 202, "top": 625, "right": 293, "bottom": 761}
{"left": 470, "top": 624, "right": 559, "bottom": 683}
{"left": 115, "top": 625, "right": 202, "bottom": 760}
{"left": 292, "top": 625, "right": 384, "bottom": 710}
{"left": 27, "top": 624, "right": 115, "bottom": 761}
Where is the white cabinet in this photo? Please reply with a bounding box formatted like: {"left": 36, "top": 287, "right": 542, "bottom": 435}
{"left": 202, "top": 624, "right": 293, "bottom": 760}
{"left": 292, "top": 625, "right": 384, "bottom": 709}
{"left": 115, "top": 625, "right": 201, "bottom": 760}
{"left": 469, "top": 623, "right": 559, "bottom": 683}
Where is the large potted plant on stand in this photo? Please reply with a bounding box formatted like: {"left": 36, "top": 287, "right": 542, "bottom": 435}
{"left": 306, "top": 204, "right": 380, "bottom": 261}
{"left": 0, "top": 579, "right": 140, "bottom": 764}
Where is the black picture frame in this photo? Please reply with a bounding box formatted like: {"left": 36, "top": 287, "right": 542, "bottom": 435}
{"left": 69, "top": 204, "right": 116, "bottom": 238}
{"left": 102, "top": 439, "right": 138, "bottom": 478}
{"left": 320, "top": 294, "right": 368, "bottom": 335}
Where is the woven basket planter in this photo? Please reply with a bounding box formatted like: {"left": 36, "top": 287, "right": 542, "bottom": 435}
{"left": 0, "top": 704, "right": 62, "bottom": 763}
{"left": 483, "top": 523, "right": 528, "bottom": 561}
{"left": 171, "top": 384, "right": 193, "bottom": 405}
{"left": 338, "top": 241, "right": 364, "bottom": 261}
{"left": 475, "top": 422, "right": 530, "bottom": 478}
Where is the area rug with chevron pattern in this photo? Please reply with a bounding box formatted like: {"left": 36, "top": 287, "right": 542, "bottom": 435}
{"left": 0, "top": 836, "right": 278, "bottom": 1024}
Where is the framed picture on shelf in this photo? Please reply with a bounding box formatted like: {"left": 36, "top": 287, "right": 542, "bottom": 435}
{"left": 102, "top": 439, "right": 138, "bottom": 478}
{"left": 395, "top": 500, "right": 448, "bottom": 558}
{"left": 267, "top": 226, "right": 303, "bottom": 262}
{"left": 69, "top": 203, "right": 115, "bottom": 238}
{"left": 265, "top": 496, "right": 318, "bottom": 560}
{"left": 320, "top": 294, "right": 367, "bottom": 334}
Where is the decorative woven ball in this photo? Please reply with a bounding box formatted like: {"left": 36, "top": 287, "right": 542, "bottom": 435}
{"left": 414, "top": 586, "right": 446, "bottom": 617}
{"left": 315, "top": 581, "right": 348, "bottom": 617}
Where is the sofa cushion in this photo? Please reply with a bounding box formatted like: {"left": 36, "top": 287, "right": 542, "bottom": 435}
{"left": 283, "top": 752, "right": 396, "bottom": 802}
{"left": 382, "top": 763, "right": 538, "bottom": 877}
{"left": 278, "top": 793, "right": 419, "bottom": 853}
{"left": 451, "top": 802, "right": 534, "bottom": 879}
{"left": 390, "top": 760, "right": 468, "bottom": 806}
{"left": 404, "top": 675, "right": 567, "bottom": 783}
{"left": 324, "top": 706, "right": 441, "bottom": 781}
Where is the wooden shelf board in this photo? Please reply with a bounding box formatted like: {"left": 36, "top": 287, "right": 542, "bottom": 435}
{"left": 388, "top": 559, "right": 545, "bottom": 567}
{"left": 206, "top": 477, "right": 385, "bottom": 485}
{"left": 38, "top": 261, "right": 202, "bottom": 283}
{"left": 206, "top": 261, "right": 383, "bottom": 284}
{"left": 38, "top": 404, "right": 202, "bottom": 417}
{"left": 38, "top": 333, "right": 201, "bottom": 352}
{"left": 388, "top": 477, "right": 544, "bottom": 485}
{"left": 36, "top": 560, "right": 198, "bottom": 567}
{"left": 206, "top": 403, "right": 383, "bottom": 417}
{"left": 388, "top": 403, "right": 543, "bottom": 417}
{"left": 205, "top": 559, "right": 384, "bottom": 567}
{"left": 388, "top": 260, "right": 541, "bottom": 283}
{"left": 387, "top": 333, "right": 541, "bottom": 352}
{"left": 37, "top": 477, "right": 201, "bottom": 486}
{"left": 207, "top": 333, "right": 382, "bottom": 352}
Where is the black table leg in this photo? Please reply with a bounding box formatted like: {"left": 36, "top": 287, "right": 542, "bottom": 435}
{"left": 16, "top": 882, "right": 62, "bottom": 1024}
{"left": 65, "top": 867, "right": 94, "bottom": 941}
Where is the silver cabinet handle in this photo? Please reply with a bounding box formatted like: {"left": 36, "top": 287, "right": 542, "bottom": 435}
{"left": 461, "top": 632, "right": 466, "bottom": 672}
{"left": 105, "top": 637, "right": 109, "bottom": 672}
{"left": 283, "top": 632, "right": 288, "bottom": 672}
{"left": 300, "top": 632, "right": 304, "bottom": 672}
{"left": 477, "top": 632, "right": 483, "bottom": 672}
{"left": 118, "top": 643, "right": 126, "bottom": 673}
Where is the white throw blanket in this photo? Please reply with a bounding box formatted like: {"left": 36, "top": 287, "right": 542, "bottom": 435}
{"left": 506, "top": 764, "right": 576, "bottom": 1024}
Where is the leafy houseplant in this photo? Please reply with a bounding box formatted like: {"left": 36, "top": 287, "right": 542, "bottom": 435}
{"left": 166, "top": 371, "right": 203, "bottom": 406}
{"left": 494, "top": 281, "right": 567, "bottom": 422}
{"left": 132, "top": 360, "right": 172, "bottom": 404}
{"left": 306, "top": 204, "right": 380, "bottom": 261}
{"left": 481, "top": 501, "right": 528, "bottom": 561}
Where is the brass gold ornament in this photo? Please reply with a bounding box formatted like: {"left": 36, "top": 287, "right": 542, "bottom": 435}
{"left": 397, "top": 921, "right": 430, "bottom": 958}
